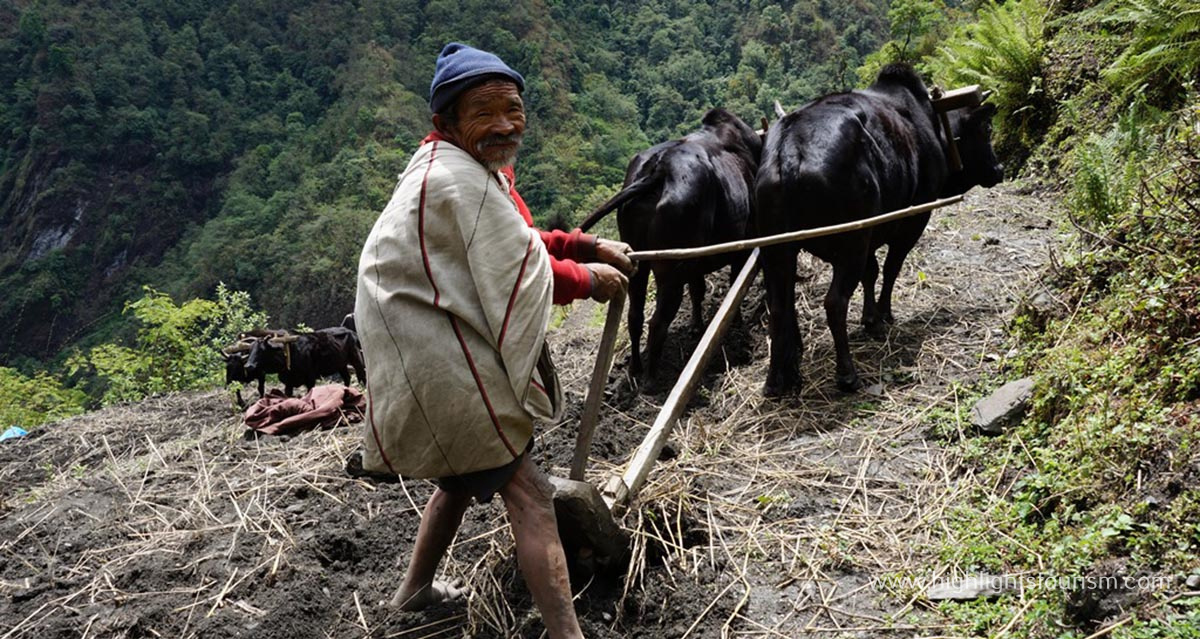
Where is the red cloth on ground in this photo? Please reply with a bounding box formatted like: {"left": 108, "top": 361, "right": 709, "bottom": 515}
{"left": 243, "top": 385, "right": 366, "bottom": 436}
{"left": 421, "top": 131, "right": 594, "bottom": 304}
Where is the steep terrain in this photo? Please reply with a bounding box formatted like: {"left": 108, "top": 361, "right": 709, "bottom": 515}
{"left": 0, "top": 180, "right": 1061, "bottom": 637}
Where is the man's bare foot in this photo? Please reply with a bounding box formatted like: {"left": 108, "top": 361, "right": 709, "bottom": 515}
{"left": 389, "top": 579, "right": 468, "bottom": 611}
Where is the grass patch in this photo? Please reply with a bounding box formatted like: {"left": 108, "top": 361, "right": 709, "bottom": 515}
{"left": 922, "top": 52, "right": 1200, "bottom": 636}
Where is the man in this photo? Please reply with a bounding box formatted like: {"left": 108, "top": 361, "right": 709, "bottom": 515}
{"left": 354, "top": 42, "right": 633, "bottom": 639}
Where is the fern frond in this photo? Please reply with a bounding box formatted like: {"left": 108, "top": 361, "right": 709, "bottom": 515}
{"left": 925, "top": 0, "right": 1049, "bottom": 155}
{"left": 1103, "top": 0, "right": 1200, "bottom": 100}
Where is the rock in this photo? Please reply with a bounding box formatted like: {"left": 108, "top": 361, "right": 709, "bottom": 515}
{"left": 1187, "top": 574, "right": 1200, "bottom": 589}
{"left": 1065, "top": 559, "right": 1147, "bottom": 628}
{"left": 927, "top": 574, "right": 1014, "bottom": 600}
{"left": 972, "top": 377, "right": 1035, "bottom": 434}
{"left": 1030, "top": 290, "right": 1056, "bottom": 313}
{"left": 550, "top": 476, "right": 629, "bottom": 577}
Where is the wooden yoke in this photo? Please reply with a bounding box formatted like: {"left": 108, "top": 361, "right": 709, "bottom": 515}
{"left": 931, "top": 84, "right": 983, "bottom": 173}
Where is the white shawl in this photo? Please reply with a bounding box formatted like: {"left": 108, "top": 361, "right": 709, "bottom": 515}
{"left": 355, "top": 139, "right": 562, "bottom": 478}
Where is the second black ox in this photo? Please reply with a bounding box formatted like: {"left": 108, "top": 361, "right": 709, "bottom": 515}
{"left": 244, "top": 326, "right": 367, "bottom": 396}
{"left": 579, "top": 108, "right": 762, "bottom": 380}
{"left": 755, "top": 63, "right": 1004, "bottom": 396}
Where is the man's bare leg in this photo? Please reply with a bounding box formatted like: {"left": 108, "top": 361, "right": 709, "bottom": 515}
{"left": 499, "top": 457, "right": 584, "bottom": 639}
{"left": 390, "top": 486, "right": 472, "bottom": 610}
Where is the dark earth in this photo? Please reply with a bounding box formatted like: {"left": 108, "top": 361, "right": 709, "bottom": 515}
{"left": 0, "top": 181, "right": 1061, "bottom": 638}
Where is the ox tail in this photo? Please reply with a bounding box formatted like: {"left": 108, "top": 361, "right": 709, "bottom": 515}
{"left": 577, "top": 175, "right": 657, "bottom": 232}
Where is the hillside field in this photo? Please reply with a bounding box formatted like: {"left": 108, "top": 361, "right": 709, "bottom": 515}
{"left": 0, "top": 181, "right": 1066, "bottom": 638}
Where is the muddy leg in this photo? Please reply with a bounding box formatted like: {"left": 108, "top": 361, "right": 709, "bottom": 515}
{"left": 688, "top": 273, "right": 706, "bottom": 333}
{"left": 878, "top": 214, "right": 930, "bottom": 326}
{"left": 878, "top": 245, "right": 909, "bottom": 326}
{"left": 645, "top": 274, "right": 685, "bottom": 380}
{"left": 762, "top": 244, "right": 801, "bottom": 397}
{"left": 499, "top": 457, "right": 584, "bottom": 639}
{"left": 627, "top": 265, "right": 650, "bottom": 376}
{"left": 860, "top": 252, "right": 884, "bottom": 336}
{"left": 827, "top": 255, "right": 868, "bottom": 392}
{"left": 391, "top": 487, "right": 472, "bottom": 610}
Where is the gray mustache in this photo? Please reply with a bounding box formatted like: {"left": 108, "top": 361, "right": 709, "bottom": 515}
{"left": 477, "top": 133, "right": 522, "bottom": 151}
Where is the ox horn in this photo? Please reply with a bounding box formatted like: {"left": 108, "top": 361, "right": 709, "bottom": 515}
{"left": 980, "top": 89, "right": 993, "bottom": 102}
{"left": 774, "top": 100, "right": 787, "bottom": 119}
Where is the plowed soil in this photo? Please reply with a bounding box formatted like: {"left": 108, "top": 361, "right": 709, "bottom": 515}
{"left": 0, "top": 181, "right": 1061, "bottom": 638}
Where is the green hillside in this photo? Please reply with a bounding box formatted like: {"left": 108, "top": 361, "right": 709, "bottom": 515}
{"left": 2, "top": 0, "right": 1200, "bottom": 634}
{"left": 0, "top": 0, "right": 888, "bottom": 369}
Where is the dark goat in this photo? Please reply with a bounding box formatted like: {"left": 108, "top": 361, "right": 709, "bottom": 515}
{"left": 578, "top": 108, "right": 762, "bottom": 379}
{"left": 755, "top": 63, "right": 1004, "bottom": 396}
{"left": 244, "top": 326, "right": 367, "bottom": 396}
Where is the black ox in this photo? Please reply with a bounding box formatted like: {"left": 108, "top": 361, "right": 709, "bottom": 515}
{"left": 755, "top": 63, "right": 1004, "bottom": 396}
{"left": 243, "top": 326, "right": 367, "bottom": 397}
{"left": 579, "top": 108, "right": 762, "bottom": 379}
{"left": 223, "top": 329, "right": 289, "bottom": 407}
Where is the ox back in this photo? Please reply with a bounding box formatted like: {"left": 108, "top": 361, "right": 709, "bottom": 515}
{"left": 755, "top": 63, "right": 1003, "bottom": 396}
{"left": 579, "top": 108, "right": 762, "bottom": 381}
{"left": 245, "top": 326, "right": 367, "bottom": 396}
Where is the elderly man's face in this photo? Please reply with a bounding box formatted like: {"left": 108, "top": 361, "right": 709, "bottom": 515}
{"left": 441, "top": 79, "right": 526, "bottom": 171}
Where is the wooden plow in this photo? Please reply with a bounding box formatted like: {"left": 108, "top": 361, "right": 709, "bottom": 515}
{"left": 567, "top": 194, "right": 966, "bottom": 518}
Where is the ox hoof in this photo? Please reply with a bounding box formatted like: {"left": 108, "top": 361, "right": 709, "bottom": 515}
{"left": 762, "top": 376, "right": 801, "bottom": 398}
{"left": 863, "top": 320, "right": 887, "bottom": 339}
{"left": 640, "top": 370, "right": 668, "bottom": 394}
{"left": 835, "top": 373, "right": 863, "bottom": 393}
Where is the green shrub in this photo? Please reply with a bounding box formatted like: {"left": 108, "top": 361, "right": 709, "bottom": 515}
{"left": 1102, "top": 0, "right": 1200, "bottom": 105}
{"left": 1067, "top": 102, "right": 1160, "bottom": 228}
{"left": 857, "top": 0, "right": 951, "bottom": 86}
{"left": 925, "top": 0, "right": 1050, "bottom": 162}
{"left": 0, "top": 367, "right": 87, "bottom": 429}
{"left": 930, "top": 85, "right": 1200, "bottom": 636}
{"left": 68, "top": 283, "right": 267, "bottom": 405}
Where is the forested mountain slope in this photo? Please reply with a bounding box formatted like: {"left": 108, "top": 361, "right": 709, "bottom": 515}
{"left": 3, "top": 0, "right": 1200, "bottom": 635}
{"left": 0, "top": 0, "right": 886, "bottom": 366}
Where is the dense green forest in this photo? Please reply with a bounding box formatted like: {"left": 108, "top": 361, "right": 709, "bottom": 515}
{"left": 0, "top": 0, "right": 892, "bottom": 372}
{"left": 3, "top": 0, "right": 1200, "bottom": 634}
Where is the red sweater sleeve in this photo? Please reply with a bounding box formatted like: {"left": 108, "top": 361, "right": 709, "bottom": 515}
{"left": 502, "top": 167, "right": 595, "bottom": 304}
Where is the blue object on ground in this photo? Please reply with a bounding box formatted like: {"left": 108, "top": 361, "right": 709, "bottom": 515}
{"left": 1, "top": 426, "right": 28, "bottom": 441}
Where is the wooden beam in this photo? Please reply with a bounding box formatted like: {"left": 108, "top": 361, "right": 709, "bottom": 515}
{"left": 939, "top": 110, "right": 963, "bottom": 173}
{"left": 932, "top": 85, "right": 983, "bottom": 112}
{"left": 570, "top": 294, "right": 625, "bottom": 481}
{"left": 603, "top": 248, "right": 761, "bottom": 512}
{"left": 627, "top": 195, "right": 963, "bottom": 262}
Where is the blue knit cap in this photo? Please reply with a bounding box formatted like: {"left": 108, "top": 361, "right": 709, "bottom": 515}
{"left": 429, "top": 42, "right": 525, "bottom": 115}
